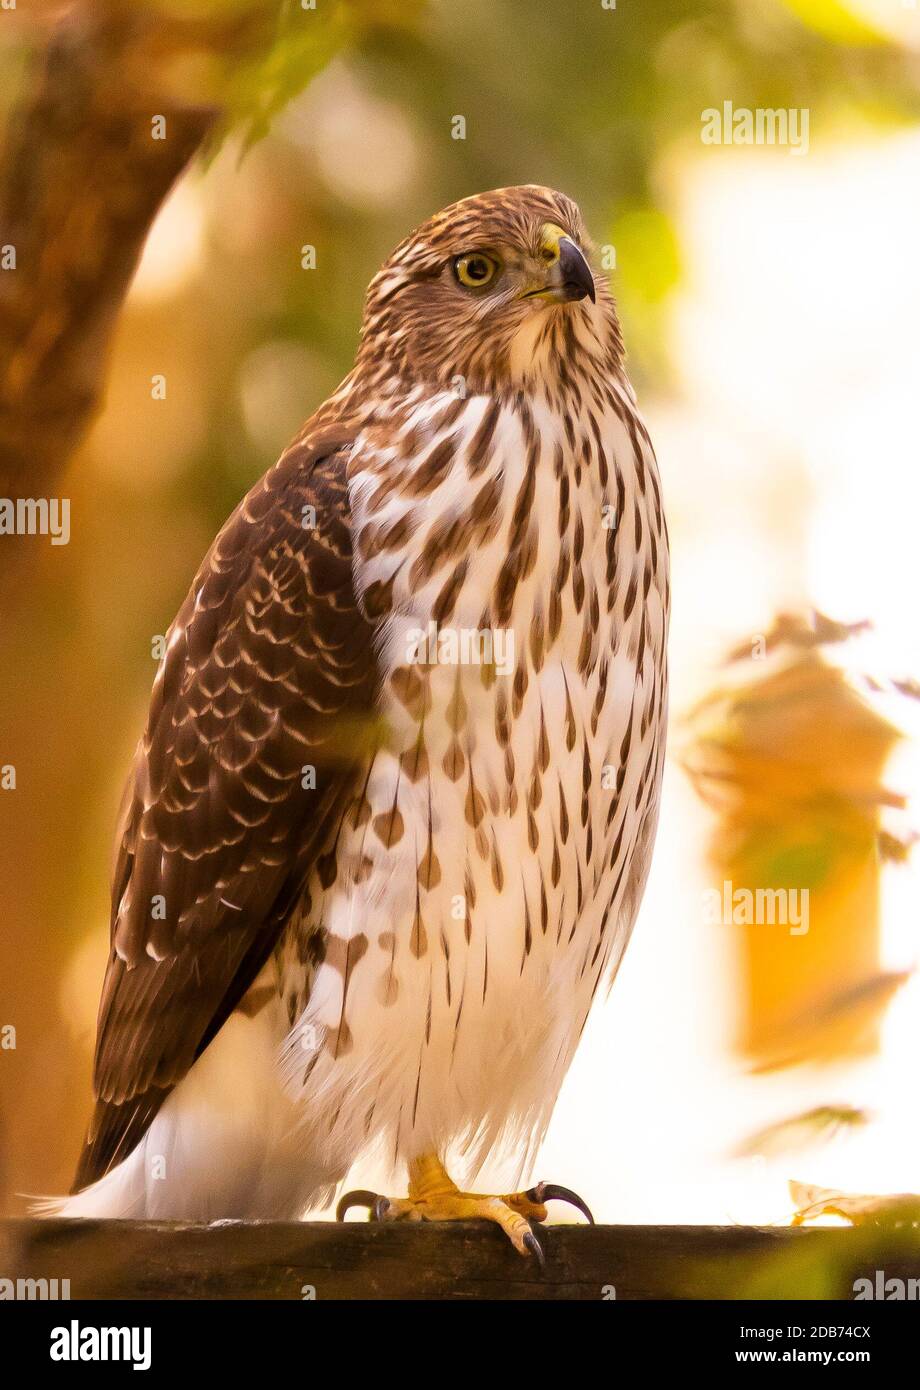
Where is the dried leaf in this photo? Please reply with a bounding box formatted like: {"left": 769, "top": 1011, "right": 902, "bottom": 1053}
{"left": 790, "top": 1181, "right": 920, "bottom": 1228}
{"left": 878, "top": 829, "right": 919, "bottom": 864}
{"left": 737, "top": 1105, "right": 869, "bottom": 1159}
{"left": 725, "top": 610, "right": 870, "bottom": 664}
{"left": 751, "top": 971, "right": 912, "bottom": 1073}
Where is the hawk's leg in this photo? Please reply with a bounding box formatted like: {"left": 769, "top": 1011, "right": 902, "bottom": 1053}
{"left": 337, "top": 1155, "right": 593, "bottom": 1264}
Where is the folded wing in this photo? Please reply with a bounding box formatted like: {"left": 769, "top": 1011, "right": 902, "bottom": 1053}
{"left": 74, "top": 435, "right": 379, "bottom": 1189}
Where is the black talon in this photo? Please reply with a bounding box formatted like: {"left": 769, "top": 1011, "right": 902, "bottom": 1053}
{"left": 523, "top": 1226, "right": 546, "bottom": 1269}
{"left": 336, "top": 1189, "right": 380, "bottom": 1222}
{"left": 372, "top": 1195, "right": 391, "bottom": 1222}
{"left": 527, "top": 1181, "right": 595, "bottom": 1225}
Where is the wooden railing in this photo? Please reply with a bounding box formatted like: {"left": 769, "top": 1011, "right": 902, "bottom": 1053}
{"left": 3, "top": 1219, "right": 919, "bottom": 1300}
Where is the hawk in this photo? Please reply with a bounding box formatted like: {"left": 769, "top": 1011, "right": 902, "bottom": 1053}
{"left": 56, "top": 186, "right": 669, "bottom": 1259}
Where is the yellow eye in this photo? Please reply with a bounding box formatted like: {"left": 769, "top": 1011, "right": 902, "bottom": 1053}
{"left": 453, "top": 252, "right": 499, "bottom": 289}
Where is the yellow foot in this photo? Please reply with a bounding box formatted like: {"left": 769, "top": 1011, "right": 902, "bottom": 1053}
{"left": 337, "top": 1155, "right": 594, "bottom": 1266}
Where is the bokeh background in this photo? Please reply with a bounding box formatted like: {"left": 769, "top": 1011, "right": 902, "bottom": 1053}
{"left": 2, "top": 0, "right": 920, "bottom": 1238}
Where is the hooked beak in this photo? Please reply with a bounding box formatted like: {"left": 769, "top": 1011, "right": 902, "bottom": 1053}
{"left": 555, "top": 236, "right": 596, "bottom": 302}
{"left": 522, "top": 223, "right": 597, "bottom": 305}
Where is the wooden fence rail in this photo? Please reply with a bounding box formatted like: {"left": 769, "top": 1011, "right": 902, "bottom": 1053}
{"left": 3, "top": 1219, "right": 919, "bottom": 1300}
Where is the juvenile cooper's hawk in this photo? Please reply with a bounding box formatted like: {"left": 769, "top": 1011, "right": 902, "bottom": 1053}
{"left": 57, "top": 187, "right": 669, "bottom": 1258}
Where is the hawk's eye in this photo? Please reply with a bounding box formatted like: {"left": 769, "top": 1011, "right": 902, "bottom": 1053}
{"left": 453, "top": 252, "right": 499, "bottom": 290}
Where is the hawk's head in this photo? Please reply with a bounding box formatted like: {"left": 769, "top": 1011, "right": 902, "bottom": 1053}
{"left": 356, "top": 185, "right": 623, "bottom": 397}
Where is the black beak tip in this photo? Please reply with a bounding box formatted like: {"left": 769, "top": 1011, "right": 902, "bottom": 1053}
{"left": 559, "top": 236, "right": 596, "bottom": 304}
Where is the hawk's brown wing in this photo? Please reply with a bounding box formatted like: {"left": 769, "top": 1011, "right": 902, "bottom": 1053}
{"left": 74, "top": 433, "right": 380, "bottom": 1191}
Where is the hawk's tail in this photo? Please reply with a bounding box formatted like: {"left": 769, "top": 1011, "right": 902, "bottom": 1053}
{"left": 33, "top": 1141, "right": 147, "bottom": 1219}
{"left": 35, "top": 1006, "right": 344, "bottom": 1220}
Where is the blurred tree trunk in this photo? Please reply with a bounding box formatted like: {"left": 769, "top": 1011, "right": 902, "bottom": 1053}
{"left": 0, "top": 5, "right": 221, "bottom": 510}
{"left": 0, "top": 0, "right": 410, "bottom": 562}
